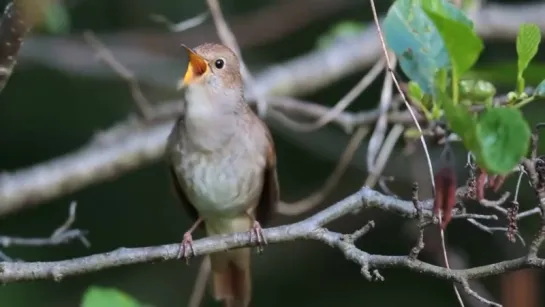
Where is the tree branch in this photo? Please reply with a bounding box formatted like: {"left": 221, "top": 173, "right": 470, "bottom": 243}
{"left": 0, "top": 201, "right": 89, "bottom": 260}
{"left": 0, "top": 187, "right": 543, "bottom": 284}
{"left": 1, "top": 2, "right": 544, "bottom": 215}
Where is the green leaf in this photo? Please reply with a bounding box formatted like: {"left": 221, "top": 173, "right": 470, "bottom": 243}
{"left": 383, "top": 0, "right": 478, "bottom": 94}
{"left": 424, "top": 9, "right": 484, "bottom": 76}
{"left": 420, "top": 0, "right": 473, "bottom": 28}
{"left": 383, "top": 0, "right": 451, "bottom": 94}
{"left": 474, "top": 108, "right": 531, "bottom": 174}
{"left": 434, "top": 68, "right": 448, "bottom": 94}
{"left": 41, "top": 2, "right": 71, "bottom": 34}
{"left": 535, "top": 79, "right": 545, "bottom": 98}
{"left": 516, "top": 24, "right": 541, "bottom": 92}
{"left": 81, "top": 287, "right": 144, "bottom": 307}
{"left": 440, "top": 92, "right": 478, "bottom": 151}
{"left": 407, "top": 81, "right": 424, "bottom": 101}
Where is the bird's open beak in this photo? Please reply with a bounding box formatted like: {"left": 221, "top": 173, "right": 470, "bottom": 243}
{"left": 178, "top": 45, "right": 209, "bottom": 90}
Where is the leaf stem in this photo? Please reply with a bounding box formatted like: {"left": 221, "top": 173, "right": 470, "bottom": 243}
{"left": 411, "top": 99, "right": 434, "bottom": 120}
{"left": 514, "top": 95, "right": 536, "bottom": 109}
{"left": 516, "top": 75, "right": 525, "bottom": 95}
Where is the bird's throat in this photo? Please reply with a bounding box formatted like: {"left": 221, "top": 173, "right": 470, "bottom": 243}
{"left": 183, "top": 87, "right": 239, "bottom": 150}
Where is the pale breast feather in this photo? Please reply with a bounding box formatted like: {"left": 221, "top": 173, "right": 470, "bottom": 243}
{"left": 178, "top": 147, "right": 264, "bottom": 218}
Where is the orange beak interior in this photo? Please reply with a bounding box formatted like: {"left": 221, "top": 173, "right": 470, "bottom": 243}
{"left": 179, "top": 45, "right": 209, "bottom": 89}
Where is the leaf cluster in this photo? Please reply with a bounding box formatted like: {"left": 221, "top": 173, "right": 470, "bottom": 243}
{"left": 383, "top": 0, "right": 545, "bottom": 175}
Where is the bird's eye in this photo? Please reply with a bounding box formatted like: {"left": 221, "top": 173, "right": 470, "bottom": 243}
{"left": 214, "top": 59, "right": 225, "bottom": 69}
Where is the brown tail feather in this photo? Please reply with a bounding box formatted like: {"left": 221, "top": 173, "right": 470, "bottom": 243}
{"left": 210, "top": 248, "right": 251, "bottom": 307}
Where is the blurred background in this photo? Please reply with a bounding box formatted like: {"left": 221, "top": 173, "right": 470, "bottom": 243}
{"left": 0, "top": 0, "right": 544, "bottom": 306}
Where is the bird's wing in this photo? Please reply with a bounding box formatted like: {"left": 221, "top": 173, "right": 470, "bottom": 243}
{"left": 166, "top": 117, "right": 201, "bottom": 225}
{"left": 255, "top": 120, "right": 280, "bottom": 226}
{"left": 168, "top": 165, "right": 200, "bottom": 223}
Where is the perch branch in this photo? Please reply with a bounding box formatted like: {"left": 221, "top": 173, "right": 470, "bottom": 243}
{"left": 1, "top": 187, "right": 544, "bottom": 285}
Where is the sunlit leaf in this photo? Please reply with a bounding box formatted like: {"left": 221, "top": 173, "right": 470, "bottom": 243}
{"left": 516, "top": 24, "right": 541, "bottom": 93}
{"left": 424, "top": 9, "right": 483, "bottom": 76}
{"left": 82, "top": 287, "right": 144, "bottom": 307}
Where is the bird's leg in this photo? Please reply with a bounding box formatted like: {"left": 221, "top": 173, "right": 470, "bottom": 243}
{"left": 178, "top": 217, "right": 203, "bottom": 263}
{"left": 245, "top": 212, "right": 267, "bottom": 253}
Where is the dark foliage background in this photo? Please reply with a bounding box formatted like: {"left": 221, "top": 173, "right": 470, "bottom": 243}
{"left": 0, "top": 0, "right": 543, "bottom": 306}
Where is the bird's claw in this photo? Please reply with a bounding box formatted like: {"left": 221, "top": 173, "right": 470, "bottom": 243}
{"left": 177, "top": 232, "right": 195, "bottom": 264}
{"left": 249, "top": 221, "right": 267, "bottom": 253}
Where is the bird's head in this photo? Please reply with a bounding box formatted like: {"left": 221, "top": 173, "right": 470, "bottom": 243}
{"left": 178, "top": 43, "right": 243, "bottom": 94}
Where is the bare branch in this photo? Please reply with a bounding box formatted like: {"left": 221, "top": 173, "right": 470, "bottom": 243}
{"left": 363, "top": 124, "right": 404, "bottom": 187}
{"left": 0, "top": 201, "right": 89, "bottom": 249}
{"left": 279, "top": 57, "right": 386, "bottom": 132}
{"left": 368, "top": 0, "right": 462, "bottom": 305}
{"left": 83, "top": 31, "right": 156, "bottom": 121}
{"left": 150, "top": 12, "right": 209, "bottom": 32}
{"left": 461, "top": 280, "right": 501, "bottom": 307}
{"left": 367, "top": 54, "right": 395, "bottom": 173}
{"left": 0, "top": 187, "right": 543, "bottom": 288}
{"left": 410, "top": 182, "right": 425, "bottom": 259}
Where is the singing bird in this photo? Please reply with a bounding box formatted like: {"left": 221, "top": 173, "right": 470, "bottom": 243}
{"left": 166, "top": 43, "right": 279, "bottom": 307}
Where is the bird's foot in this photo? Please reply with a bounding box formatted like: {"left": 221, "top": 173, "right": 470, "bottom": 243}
{"left": 177, "top": 231, "right": 195, "bottom": 264}
{"left": 249, "top": 221, "right": 267, "bottom": 253}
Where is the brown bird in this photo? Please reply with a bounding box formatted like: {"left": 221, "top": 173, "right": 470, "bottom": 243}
{"left": 166, "top": 43, "right": 279, "bottom": 307}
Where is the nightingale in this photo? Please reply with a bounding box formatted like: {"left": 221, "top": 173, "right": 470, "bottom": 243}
{"left": 166, "top": 43, "right": 279, "bottom": 307}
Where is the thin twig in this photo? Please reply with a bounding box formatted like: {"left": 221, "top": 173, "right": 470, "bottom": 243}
{"left": 83, "top": 31, "right": 156, "bottom": 121}
{"left": 0, "top": 202, "right": 89, "bottom": 249}
{"left": 514, "top": 170, "right": 525, "bottom": 203}
{"left": 277, "top": 126, "right": 369, "bottom": 216}
{"left": 188, "top": 256, "right": 211, "bottom": 307}
{"left": 461, "top": 280, "right": 501, "bottom": 307}
{"left": 364, "top": 124, "right": 404, "bottom": 187}
{"left": 281, "top": 58, "right": 386, "bottom": 132}
{"left": 150, "top": 12, "right": 209, "bottom": 32}
{"left": 465, "top": 219, "right": 526, "bottom": 246}
{"left": 342, "top": 220, "right": 375, "bottom": 243}
{"left": 205, "top": 0, "right": 268, "bottom": 117}
{"left": 367, "top": 1, "right": 464, "bottom": 306}
{"left": 367, "top": 54, "right": 395, "bottom": 172}
{"left": 410, "top": 182, "right": 425, "bottom": 259}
